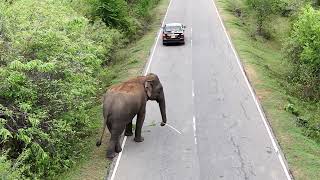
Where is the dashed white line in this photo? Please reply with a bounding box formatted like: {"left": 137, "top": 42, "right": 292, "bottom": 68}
{"left": 190, "top": 28, "right": 193, "bottom": 47}
{"left": 192, "top": 80, "right": 195, "bottom": 97}
{"left": 193, "top": 116, "right": 197, "bottom": 144}
{"left": 109, "top": 0, "right": 173, "bottom": 180}
{"left": 211, "top": 0, "right": 292, "bottom": 179}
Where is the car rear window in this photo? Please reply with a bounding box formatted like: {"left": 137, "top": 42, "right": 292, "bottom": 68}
{"left": 165, "top": 25, "right": 182, "bottom": 32}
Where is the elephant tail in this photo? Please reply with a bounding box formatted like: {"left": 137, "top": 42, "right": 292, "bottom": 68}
{"left": 96, "top": 114, "right": 109, "bottom": 147}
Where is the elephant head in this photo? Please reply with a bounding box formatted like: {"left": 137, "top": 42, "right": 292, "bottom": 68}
{"left": 144, "top": 73, "right": 167, "bottom": 126}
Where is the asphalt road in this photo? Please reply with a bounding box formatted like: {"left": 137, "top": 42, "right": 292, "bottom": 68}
{"left": 107, "top": 0, "right": 291, "bottom": 179}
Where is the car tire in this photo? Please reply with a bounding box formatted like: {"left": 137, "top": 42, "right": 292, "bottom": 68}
{"left": 163, "top": 41, "right": 167, "bottom": 46}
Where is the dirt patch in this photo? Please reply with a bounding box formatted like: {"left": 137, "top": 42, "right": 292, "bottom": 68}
{"left": 244, "top": 64, "right": 261, "bottom": 84}
{"left": 256, "top": 89, "right": 272, "bottom": 101}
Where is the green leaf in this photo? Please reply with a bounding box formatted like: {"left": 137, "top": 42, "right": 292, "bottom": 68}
{"left": 0, "top": 128, "right": 13, "bottom": 141}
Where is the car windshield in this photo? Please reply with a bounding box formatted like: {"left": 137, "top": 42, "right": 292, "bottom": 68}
{"left": 165, "top": 25, "right": 182, "bottom": 32}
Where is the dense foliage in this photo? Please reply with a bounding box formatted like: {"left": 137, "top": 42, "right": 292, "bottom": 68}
{"left": 0, "top": 0, "right": 160, "bottom": 178}
{"left": 245, "top": 0, "right": 276, "bottom": 36}
{"left": 285, "top": 6, "right": 320, "bottom": 100}
{"left": 96, "top": 0, "right": 160, "bottom": 39}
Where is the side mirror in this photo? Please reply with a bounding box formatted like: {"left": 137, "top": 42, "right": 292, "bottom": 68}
{"left": 183, "top": 25, "right": 186, "bottom": 29}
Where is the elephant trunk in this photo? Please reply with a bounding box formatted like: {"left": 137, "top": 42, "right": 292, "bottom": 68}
{"left": 158, "top": 93, "right": 167, "bottom": 126}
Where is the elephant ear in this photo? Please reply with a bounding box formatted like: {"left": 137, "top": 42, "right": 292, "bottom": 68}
{"left": 144, "top": 80, "right": 153, "bottom": 98}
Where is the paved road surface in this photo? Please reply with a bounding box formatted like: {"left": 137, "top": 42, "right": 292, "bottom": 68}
{"left": 107, "top": 0, "right": 291, "bottom": 179}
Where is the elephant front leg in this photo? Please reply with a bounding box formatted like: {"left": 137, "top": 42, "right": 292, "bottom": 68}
{"left": 124, "top": 122, "right": 133, "bottom": 136}
{"left": 134, "top": 109, "right": 146, "bottom": 142}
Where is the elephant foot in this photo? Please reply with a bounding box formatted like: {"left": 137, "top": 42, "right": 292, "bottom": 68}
{"left": 106, "top": 150, "right": 117, "bottom": 159}
{"left": 115, "top": 145, "right": 122, "bottom": 153}
{"left": 134, "top": 136, "right": 144, "bottom": 142}
{"left": 124, "top": 131, "right": 133, "bottom": 136}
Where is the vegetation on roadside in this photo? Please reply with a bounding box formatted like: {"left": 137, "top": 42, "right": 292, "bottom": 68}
{"left": 218, "top": 0, "right": 320, "bottom": 179}
{"left": 59, "top": 0, "right": 170, "bottom": 178}
{"left": 0, "top": 0, "right": 161, "bottom": 179}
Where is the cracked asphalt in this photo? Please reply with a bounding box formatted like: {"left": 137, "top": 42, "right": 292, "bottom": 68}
{"left": 107, "top": 0, "right": 290, "bottom": 179}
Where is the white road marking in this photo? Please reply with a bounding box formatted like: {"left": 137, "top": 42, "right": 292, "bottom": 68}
{"left": 211, "top": 0, "right": 292, "bottom": 179}
{"left": 145, "top": 0, "right": 172, "bottom": 74}
{"left": 190, "top": 28, "right": 193, "bottom": 47}
{"left": 192, "top": 80, "right": 195, "bottom": 97}
{"left": 110, "top": 136, "right": 127, "bottom": 180}
{"left": 109, "top": 0, "right": 173, "bottom": 180}
{"left": 166, "top": 123, "right": 182, "bottom": 134}
{"left": 193, "top": 116, "right": 197, "bottom": 144}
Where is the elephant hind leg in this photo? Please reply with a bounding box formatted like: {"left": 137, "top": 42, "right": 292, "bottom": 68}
{"left": 124, "top": 122, "right": 133, "bottom": 136}
{"left": 106, "top": 140, "right": 116, "bottom": 159}
{"left": 115, "top": 141, "right": 122, "bottom": 153}
{"left": 106, "top": 127, "right": 124, "bottom": 159}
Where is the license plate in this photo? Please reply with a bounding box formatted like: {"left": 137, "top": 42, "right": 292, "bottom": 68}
{"left": 171, "top": 35, "right": 176, "bottom": 38}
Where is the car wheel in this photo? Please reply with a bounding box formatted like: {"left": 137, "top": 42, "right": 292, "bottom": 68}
{"left": 163, "top": 41, "right": 167, "bottom": 45}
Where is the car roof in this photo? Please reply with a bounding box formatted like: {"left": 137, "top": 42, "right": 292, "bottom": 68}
{"left": 165, "top": 23, "right": 183, "bottom": 27}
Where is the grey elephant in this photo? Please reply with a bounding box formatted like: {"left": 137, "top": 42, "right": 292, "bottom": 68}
{"left": 96, "top": 73, "right": 167, "bottom": 158}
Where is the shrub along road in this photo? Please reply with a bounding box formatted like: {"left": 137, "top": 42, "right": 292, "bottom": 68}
{"left": 107, "top": 0, "right": 291, "bottom": 179}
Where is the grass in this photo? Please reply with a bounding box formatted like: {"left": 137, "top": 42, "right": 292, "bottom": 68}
{"left": 58, "top": 0, "right": 170, "bottom": 179}
{"left": 216, "top": 0, "right": 320, "bottom": 179}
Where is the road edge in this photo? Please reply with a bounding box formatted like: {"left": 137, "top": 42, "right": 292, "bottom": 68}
{"left": 211, "top": 0, "right": 293, "bottom": 179}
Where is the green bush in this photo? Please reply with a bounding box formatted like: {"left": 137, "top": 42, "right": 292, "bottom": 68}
{"left": 224, "top": 0, "right": 245, "bottom": 17}
{"left": 133, "top": 0, "right": 160, "bottom": 20}
{"left": 0, "top": 0, "right": 160, "bottom": 178}
{"left": 96, "top": 0, "right": 140, "bottom": 38}
{"left": 284, "top": 5, "right": 320, "bottom": 100}
{"left": 0, "top": 0, "right": 122, "bottom": 178}
{"left": 96, "top": 0, "right": 161, "bottom": 39}
{"left": 245, "top": 0, "right": 277, "bottom": 37}
{"left": 273, "top": 0, "right": 308, "bottom": 17}
{"left": 0, "top": 154, "right": 23, "bottom": 180}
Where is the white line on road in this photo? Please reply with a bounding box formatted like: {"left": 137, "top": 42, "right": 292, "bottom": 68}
{"left": 110, "top": 136, "right": 127, "bottom": 180}
{"left": 192, "top": 80, "right": 195, "bottom": 97}
{"left": 211, "top": 0, "right": 292, "bottom": 179}
{"left": 109, "top": 0, "right": 173, "bottom": 180}
{"left": 192, "top": 116, "right": 197, "bottom": 145}
{"left": 145, "top": 0, "right": 172, "bottom": 74}
{"left": 190, "top": 28, "right": 193, "bottom": 48}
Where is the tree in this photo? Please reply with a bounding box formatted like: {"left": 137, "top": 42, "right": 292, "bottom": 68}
{"left": 246, "top": 0, "right": 276, "bottom": 36}
{"left": 285, "top": 5, "right": 320, "bottom": 99}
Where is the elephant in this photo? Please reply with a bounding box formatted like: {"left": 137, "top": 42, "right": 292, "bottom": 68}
{"left": 96, "top": 73, "right": 167, "bottom": 158}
